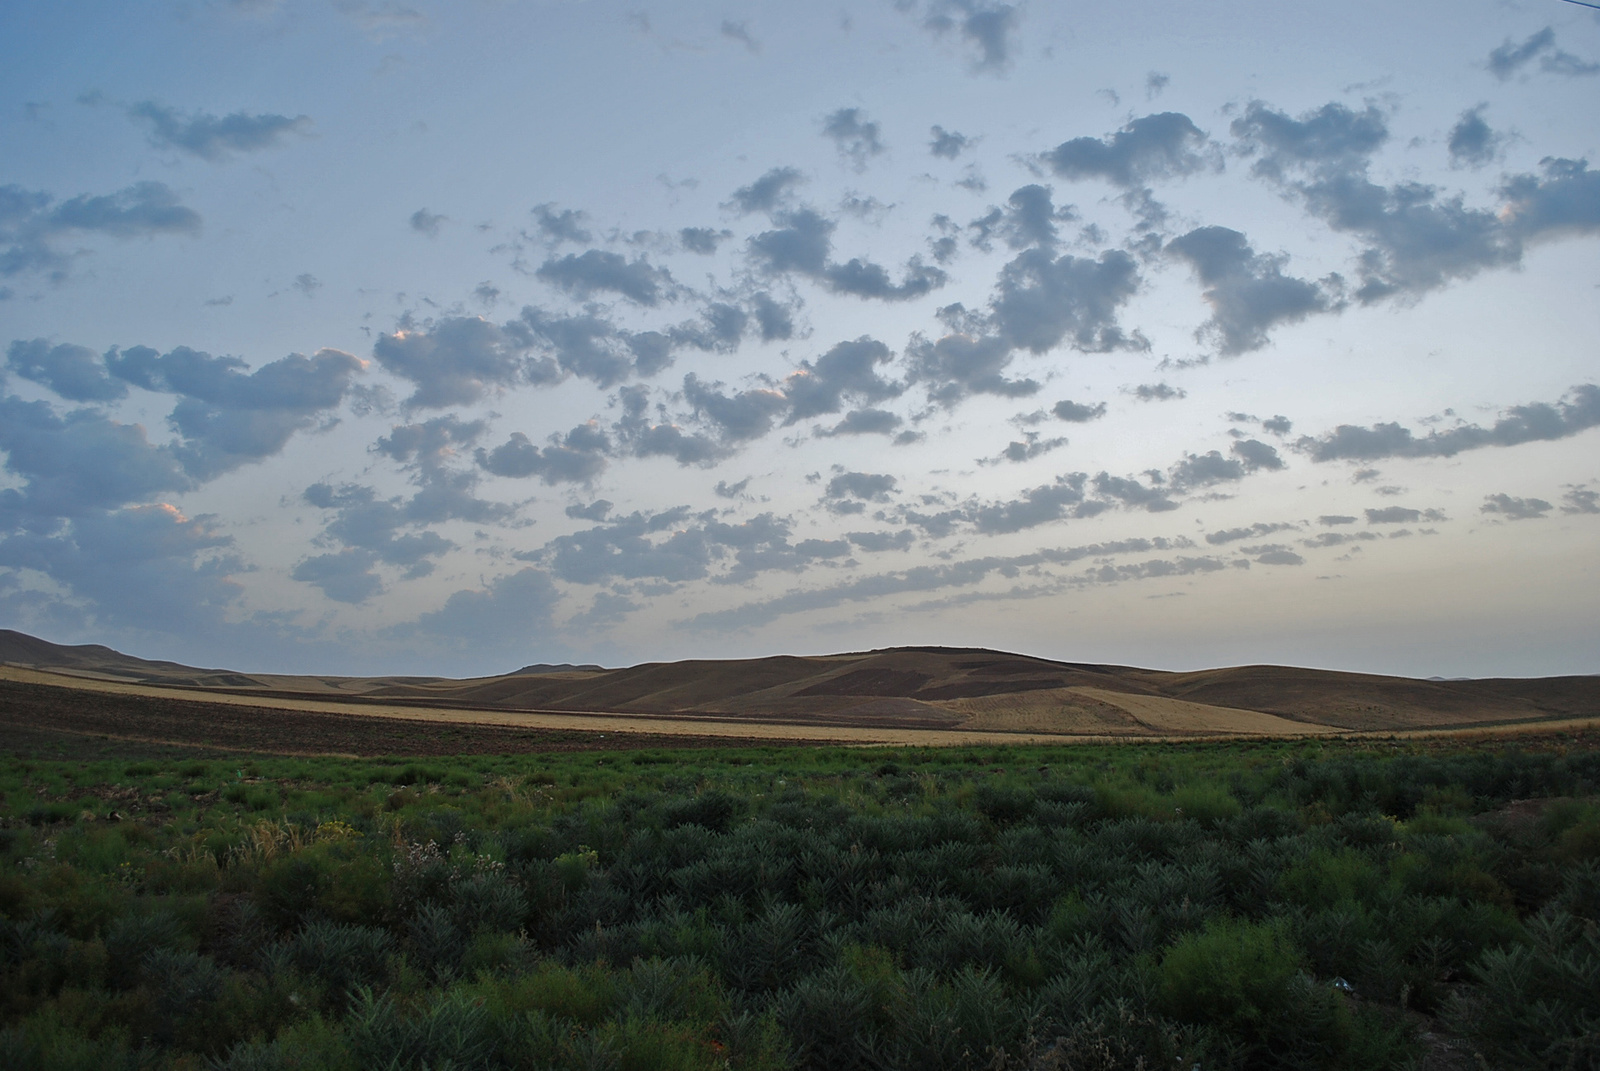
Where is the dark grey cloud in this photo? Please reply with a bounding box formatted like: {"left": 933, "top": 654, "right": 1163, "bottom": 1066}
{"left": 6, "top": 339, "right": 127, "bottom": 402}
{"left": 823, "top": 107, "right": 885, "bottom": 171}
{"left": 1488, "top": 27, "right": 1599, "bottom": 81}
{"left": 782, "top": 336, "right": 901, "bottom": 421}
{"left": 1132, "top": 382, "right": 1185, "bottom": 402}
{"left": 476, "top": 422, "right": 611, "bottom": 485}
{"left": 1562, "top": 485, "right": 1599, "bottom": 515}
{"left": 968, "top": 185, "right": 1074, "bottom": 253}
{"left": 1, "top": 181, "right": 201, "bottom": 279}
{"left": 930, "top": 126, "right": 971, "bottom": 159}
{"left": 1318, "top": 515, "right": 1357, "bottom": 526}
{"left": 1366, "top": 506, "right": 1445, "bottom": 524}
{"left": 1205, "top": 521, "right": 1298, "bottom": 545}
{"left": 531, "top": 204, "right": 592, "bottom": 244}
{"left": 104, "top": 345, "right": 364, "bottom": 480}
{"left": 847, "top": 529, "right": 915, "bottom": 553}
{"left": 1165, "top": 226, "right": 1337, "bottom": 354}
{"left": 291, "top": 548, "right": 383, "bottom": 604}
{"left": 1090, "top": 472, "right": 1178, "bottom": 512}
{"left": 128, "top": 101, "right": 310, "bottom": 160}
{"left": 816, "top": 407, "right": 904, "bottom": 437}
{"left": 1231, "top": 101, "right": 1388, "bottom": 180}
{"left": 1146, "top": 72, "right": 1170, "bottom": 99}
{"left": 750, "top": 292, "right": 796, "bottom": 340}
{"left": 566, "top": 499, "right": 613, "bottom": 520}
{"left": 0, "top": 504, "right": 243, "bottom": 635}
{"left": 1480, "top": 493, "right": 1552, "bottom": 521}
{"left": 983, "top": 432, "right": 1068, "bottom": 465}
{"left": 0, "top": 396, "right": 192, "bottom": 516}
{"left": 747, "top": 207, "right": 947, "bottom": 301}
{"left": 612, "top": 385, "right": 727, "bottom": 466}
{"left": 373, "top": 316, "right": 550, "bottom": 408}
{"left": 679, "top": 227, "right": 730, "bottom": 254}
{"left": 683, "top": 374, "right": 789, "bottom": 442}
{"left": 535, "top": 250, "right": 677, "bottom": 306}
{"left": 728, "top": 167, "right": 805, "bottom": 216}
{"left": 1499, "top": 157, "right": 1600, "bottom": 245}
{"left": 1298, "top": 384, "right": 1600, "bottom": 462}
{"left": 1052, "top": 399, "right": 1106, "bottom": 423}
{"left": 910, "top": 1, "right": 1020, "bottom": 73}
{"left": 1042, "top": 112, "right": 1211, "bottom": 188}
{"left": 711, "top": 480, "right": 747, "bottom": 500}
{"left": 1167, "top": 439, "right": 1283, "bottom": 492}
{"left": 824, "top": 471, "right": 898, "bottom": 515}
{"left": 1447, "top": 106, "right": 1501, "bottom": 169}
{"left": 967, "top": 475, "right": 1090, "bottom": 533}
{"left": 410, "top": 208, "right": 445, "bottom": 236}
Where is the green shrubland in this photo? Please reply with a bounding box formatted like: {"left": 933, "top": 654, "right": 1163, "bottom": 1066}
{"left": 0, "top": 735, "right": 1597, "bottom": 1068}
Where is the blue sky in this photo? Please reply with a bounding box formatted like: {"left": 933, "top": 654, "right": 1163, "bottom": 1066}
{"left": 1, "top": 0, "right": 1597, "bottom": 678}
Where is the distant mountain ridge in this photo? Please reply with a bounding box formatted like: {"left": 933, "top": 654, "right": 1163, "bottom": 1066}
{"left": 3, "top": 628, "right": 1596, "bottom": 735}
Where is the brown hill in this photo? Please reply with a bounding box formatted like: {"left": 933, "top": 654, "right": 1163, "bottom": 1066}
{"left": 3, "top": 629, "right": 1595, "bottom": 735}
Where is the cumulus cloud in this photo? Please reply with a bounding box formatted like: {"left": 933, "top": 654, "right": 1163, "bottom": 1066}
{"left": 1132, "top": 382, "right": 1185, "bottom": 402}
{"left": 824, "top": 471, "right": 898, "bottom": 514}
{"left": 1, "top": 181, "right": 201, "bottom": 279}
{"left": 982, "top": 432, "right": 1068, "bottom": 465}
{"left": 906, "top": 0, "right": 1020, "bottom": 73}
{"left": 0, "top": 395, "right": 192, "bottom": 517}
{"left": 1297, "top": 384, "right": 1600, "bottom": 462}
{"left": 410, "top": 208, "right": 445, "bottom": 236}
{"left": 373, "top": 316, "right": 546, "bottom": 408}
{"left": 0, "top": 504, "right": 244, "bottom": 635}
{"left": 1167, "top": 439, "right": 1284, "bottom": 492}
{"left": 411, "top": 567, "right": 563, "bottom": 648}
{"left": 1205, "top": 521, "right": 1299, "bottom": 545}
{"left": 816, "top": 407, "right": 904, "bottom": 437}
{"left": 679, "top": 226, "right": 730, "bottom": 254}
{"left": 727, "top": 167, "right": 805, "bottom": 216}
{"left": 1042, "top": 112, "right": 1211, "bottom": 188}
{"left": 612, "top": 384, "right": 726, "bottom": 466}
{"left": 683, "top": 374, "right": 790, "bottom": 442}
{"left": 1447, "top": 106, "right": 1501, "bottom": 169}
{"left": 535, "top": 250, "right": 677, "bottom": 306}
{"left": 968, "top": 185, "right": 1075, "bottom": 252}
{"left": 1488, "top": 27, "right": 1599, "bottom": 81}
{"left": 822, "top": 107, "right": 885, "bottom": 171}
{"left": 6, "top": 339, "right": 127, "bottom": 402}
{"left": 291, "top": 548, "right": 383, "bottom": 604}
{"left": 1052, "top": 399, "right": 1106, "bottom": 423}
{"left": 720, "top": 19, "right": 760, "bottom": 52}
{"left": 531, "top": 203, "right": 592, "bottom": 244}
{"left": 128, "top": 101, "right": 310, "bottom": 160}
{"left": 781, "top": 336, "right": 901, "bottom": 421}
{"left": 746, "top": 207, "right": 948, "bottom": 301}
{"left": 1480, "top": 493, "right": 1552, "bottom": 520}
{"left": 1165, "top": 226, "right": 1338, "bottom": 354}
{"left": 1562, "top": 485, "right": 1600, "bottom": 515}
{"left": 930, "top": 125, "right": 971, "bottom": 158}
{"left": 476, "top": 422, "right": 611, "bottom": 485}
{"left": 1365, "top": 506, "right": 1445, "bottom": 524}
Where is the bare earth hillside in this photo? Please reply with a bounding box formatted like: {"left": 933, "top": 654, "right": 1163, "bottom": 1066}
{"left": 3, "top": 629, "right": 1596, "bottom": 750}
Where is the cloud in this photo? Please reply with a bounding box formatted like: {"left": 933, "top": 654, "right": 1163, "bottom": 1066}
{"left": 1205, "top": 521, "right": 1298, "bottom": 545}
{"left": 104, "top": 344, "right": 364, "bottom": 480}
{"left": 1, "top": 181, "right": 201, "bottom": 279}
{"left": 1318, "top": 515, "right": 1357, "bottom": 526}
{"left": 847, "top": 529, "right": 915, "bottom": 553}
{"left": 0, "top": 504, "right": 244, "bottom": 635}
{"left": 1132, "top": 382, "right": 1185, "bottom": 402}
{"left": 535, "top": 250, "right": 676, "bottom": 306}
{"left": 1042, "top": 112, "right": 1211, "bottom": 188}
{"left": 683, "top": 374, "right": 790, "bottom": 442}
{"left": 983, "top": 432, "right": 1068, "bottom": 465}
{"left": 816, "top": 407, "right": 904, "bottom": 437}
{"left": 1231, "top": 100, "right": 1388, "bottom": 180}
{"left": 0, "top": 395, "right": 192, "bottom": 517}
{"left": 1165, "top": 226, "right": 1337, "bottom": 354}
{"left": 6, "top": 339, "right": 127, "bottom": 402}
{"left": 679, "top": 226, "right": 730, "bottom": 254}
{"left": 1499, "top": 157, "right": 1600, "bottom": 245}
{"left": 930, "top": 125, "right": 971, "bottom": 159}
{"left": 1167, "top": 439, "right": 1283, "bottom": 492}
{"left": 747, "top": 207, "right": 947, "bottom": 301}
{"left": 291, "top": 548, "right": 383, "bottom": 603}
{"left": 127, "top": 101, "right": 310, "bottom": 160}
{"left": 822, "top": 107, "right": 885, "bottom": 171}
{"left": 911, "top": 1, "right": 1020, "bottom": 73}
{"left": 1246, "top": 545, "right": 1305, "bottom": 566}
{"left": 727, "top": 167, "right": 806, "bottom": 216}
{"left": 968, "top": 184, "right": 1074, "bottom": 252}
{"left": 781, "top": 336, "right": 902, "bottom": 421}
{"left": 410, "top": 208, "right": 445, "bottom": 236}
{"left": 1052, "top": 399, "right": 1106, "bottom": 423}
{"left": 1297, "top": 384, "right": 1600, "bottom": 462}
{"left": 1480, "top": 493, "right": 1552, "bottom": 521}
{"left": 411, "top": 567, "right": 562, "bottom": 648}
{"left": 1562, "top": 485, "right": 1600, "bottom": 515}
{"left": 967, "top": 475, "right": 1090, "bottom": 533}
{"left": 612, "top": 385, "right": 727, "bottom": 466}
{"left": 372, "top": 315, "right": 555, "bottom": 408}
{"left": 531, "top": 204, "right": 592, "bottom": 244}
{"left": 720, "top": 19, "right": 760, "bottom": 52}
{"left": 475, "top": 422, "right": 610, "bottom": 485}
{"left": 1365, "top": 506, "right": 1445, "bottom": 524}
{"left": 1090, "top": 472, "right": 1178, "bottom": 512}
{"left": 1447, "top": 106, "right": 1501, "bottom": 169}
{"left": 824, "top": 471, "right": 898, "bottom": 514}
{"left": 1488, "top": 27, "right": 1599, "bottom": 81}
{"left": 291, "top": 273, "right": 321, "bottom": 298}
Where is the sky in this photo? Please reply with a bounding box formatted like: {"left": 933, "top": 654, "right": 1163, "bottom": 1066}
{"left": 1, "top": 0, "right": 1597, "bottom": 680}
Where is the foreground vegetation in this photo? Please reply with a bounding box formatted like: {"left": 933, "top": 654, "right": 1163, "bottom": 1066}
{"left": 2, "top": 733, "right": 1598, "bottom": 1070}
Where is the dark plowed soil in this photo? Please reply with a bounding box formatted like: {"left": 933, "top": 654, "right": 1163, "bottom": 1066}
{"left": 0, "top": 679, "right": 791, "bottom": 757}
